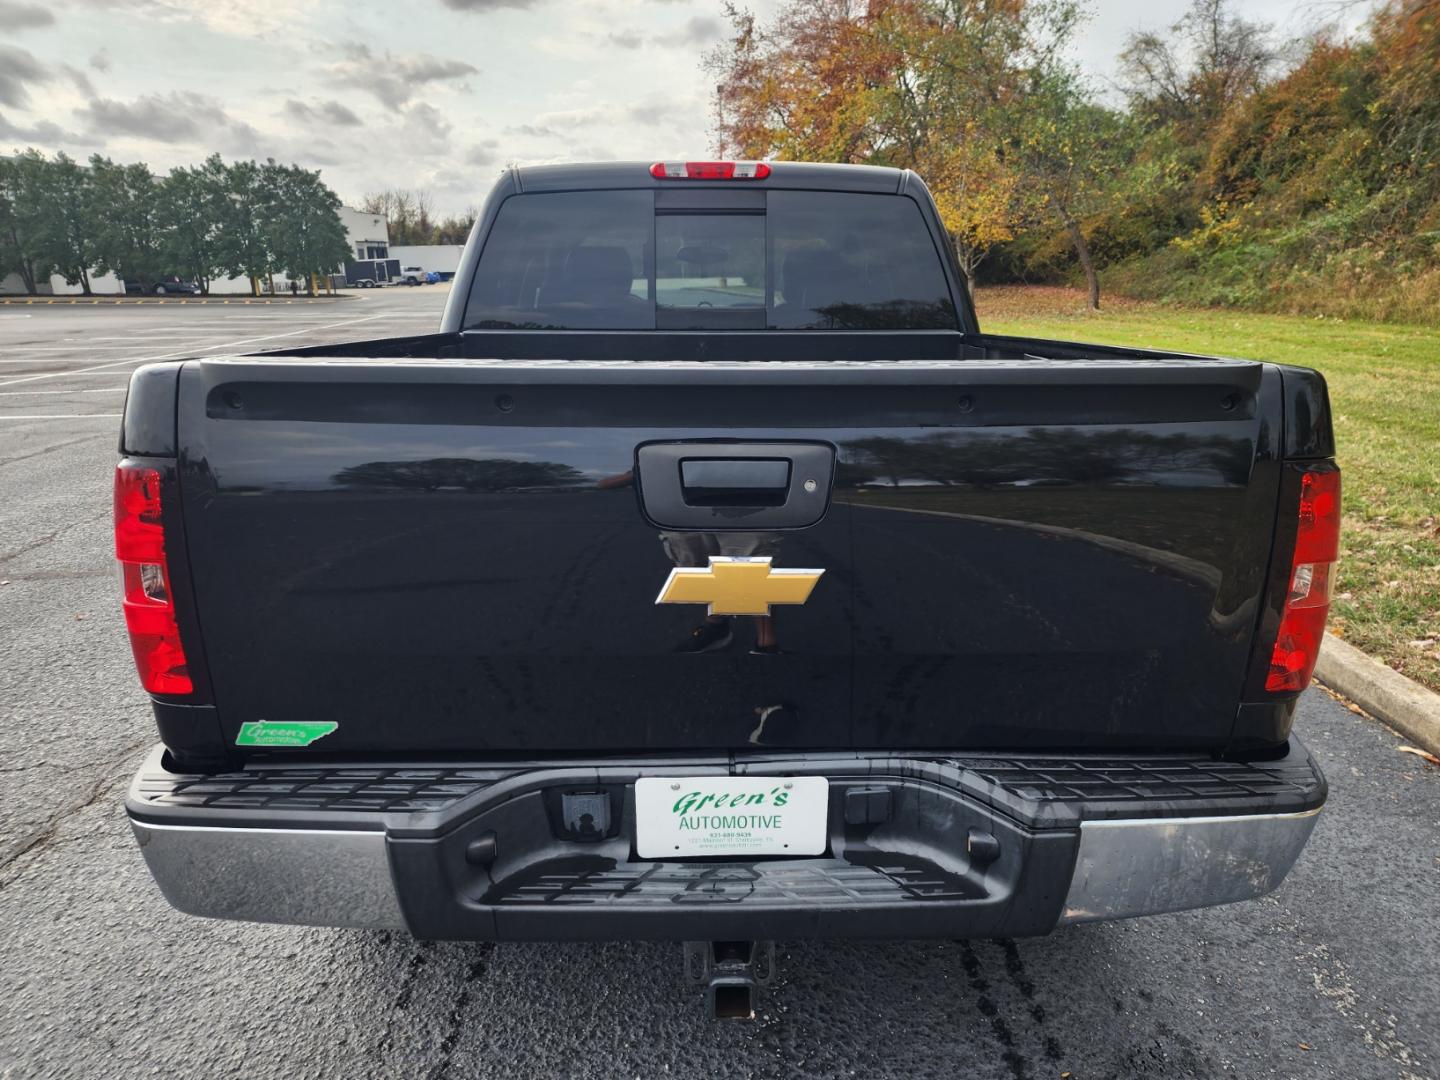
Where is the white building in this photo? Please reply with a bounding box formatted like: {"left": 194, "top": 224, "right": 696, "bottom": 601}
{"left": 388, "top": 244, "right": 466, "bottom": 278}
{"left": 1, "top": 270, "right": 124, "bottom": 296}
{"left": 343, "top": 208, "right": 390, "bottom": 263}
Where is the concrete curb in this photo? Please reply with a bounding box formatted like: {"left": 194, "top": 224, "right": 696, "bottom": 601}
{"left": 1315, "top": 633, "right": 1440, "bottom": 755}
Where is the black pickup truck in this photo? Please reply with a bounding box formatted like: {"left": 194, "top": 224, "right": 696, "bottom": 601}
{"left": 119, "top": 161, "right": 1336, "bottom": 1018}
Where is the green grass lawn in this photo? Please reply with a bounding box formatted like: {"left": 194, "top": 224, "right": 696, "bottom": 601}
{"left": 976, "top": 286, "right": 1440, "bottom": 693}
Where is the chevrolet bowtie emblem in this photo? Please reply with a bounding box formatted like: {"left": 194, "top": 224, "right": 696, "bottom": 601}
{"left": 655, "top": 557, "right": 825, "bottom": 617}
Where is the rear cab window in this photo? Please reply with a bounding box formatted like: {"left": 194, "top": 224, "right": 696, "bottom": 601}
{"left": 463, "top": 188, "right": 957, "bottom": 331}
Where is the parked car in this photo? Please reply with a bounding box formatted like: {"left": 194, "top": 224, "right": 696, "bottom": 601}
{"left": 124, "top": 275, "right": 201, "bottom": 296}
{"left": 400, "top": 265, "right": 428, "bottom": 285}
{"left": 117, "top": 160, "right": 1335, "bottom": 1020}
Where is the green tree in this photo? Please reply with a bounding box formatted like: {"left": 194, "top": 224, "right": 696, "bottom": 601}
{"left": 0, "top": 152, "right": 52, "bottom": 293}
{"left": 0, "top": 157, "right": 22, "bottom": 291}
{"left": 36, "top": 153, "right": 99, "bottom": 295}
{"left": 156, "top": 155, "right": 229, "bottom": 294}
{"left": 88, "top": 155, "right": 163, "bottom": 286}
{"left": 1013, "top": 68, "right": 1121, "bottom": 309}
{"left": 215, "top": 159, "right": 273, "bottom": 293}
{"left": 265, "top": 164, "right": 350, "bottom": 294}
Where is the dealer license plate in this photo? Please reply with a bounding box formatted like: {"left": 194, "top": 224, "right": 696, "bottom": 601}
{"left": 634, "top": 776, "right": 828, "bottom": 858}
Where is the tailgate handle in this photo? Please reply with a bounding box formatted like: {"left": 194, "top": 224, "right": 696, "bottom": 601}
{"left": 636, "top": 442, "right": 835, "bottom": 529}
{"left": 680, "top": 458, "right": 790, "bottom": 506}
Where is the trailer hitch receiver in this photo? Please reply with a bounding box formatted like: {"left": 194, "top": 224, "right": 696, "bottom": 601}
{"left": 684, "top": 940, "right": 775, "bottom": 1020}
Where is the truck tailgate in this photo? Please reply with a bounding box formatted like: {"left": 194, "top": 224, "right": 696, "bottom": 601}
{"left": 175, "top": 357, "right": 1280, "bottom": 754}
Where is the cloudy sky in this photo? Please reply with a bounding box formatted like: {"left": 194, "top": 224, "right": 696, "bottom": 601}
{"left": 0, "top": 0, "right": 1374, "bottom": 215}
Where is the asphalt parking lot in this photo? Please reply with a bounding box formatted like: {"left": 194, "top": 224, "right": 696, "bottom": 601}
{"left": 1, "top": 289, "right": 1437, "bottom": 1079}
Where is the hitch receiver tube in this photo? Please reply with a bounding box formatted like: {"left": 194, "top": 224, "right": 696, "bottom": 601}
{"left": 685, "top": 940, "right": 775, "bottom": 1021}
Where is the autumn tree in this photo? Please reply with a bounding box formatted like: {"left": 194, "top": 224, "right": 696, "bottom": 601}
{"left": 916, "top": 135, "right": 1019, "bottom": 292}
{"left": 1369, "top": 0, "right": 1440, "bottom": 201}
{"left": 706, "top": 0, "right": 1079, "bottom": 293}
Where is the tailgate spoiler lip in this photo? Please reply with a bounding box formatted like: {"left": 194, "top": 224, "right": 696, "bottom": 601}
{"left": 184, "top": 355, "right": 1268, "bottom": 388}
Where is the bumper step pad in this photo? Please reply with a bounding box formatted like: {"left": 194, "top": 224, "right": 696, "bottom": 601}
{"left": 131, "top": 745, "right": 1323, "bottom": 829}
{"left": 490, "top": 855, "right": 982, "bottom": 908}
{"left": 134, "top": 763, "right": 513, "bottom": 814}
{"left": 931, "top": 752, "right": 1323, "bottom": 825}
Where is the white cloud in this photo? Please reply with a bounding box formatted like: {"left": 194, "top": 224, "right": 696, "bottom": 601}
{"left": 533, "top": 97, "right": 685, "bottom": 131}
{"left": 76, "top": 91, "right": 259, "bottom": 154}
{"left": 0, "top": 112, "right": 83, "bottom": 146}
{"left": 0, "top": 0, "right": 55, "bottom": 31}
{"left": 74, "top": 0, "right": 298, "bottom": 37}
{"left": 284, "top": 98, "right": 364, "bottom": 127}
{"left": 324, "top": 42, "right": 478, "bottom": 111}
{"left": 606, "top": 29, "right": 644, "bottom": 49}
{"left": 654, "top": 15, "right": 724, "bottom": 47}
{"left": 0, "top": 45, "right": 52, "bottom": 109}
{"left": 60, "top": 63, "right": 94, "bottom": 98}
{"left": 465, "top": 139, "right": 502, "bottom": 166}
{"left": 393, "top": 101, "right": 454, "bottom": 154}
{"left": 441, "top": 0, "right": 539, "bottom": 9}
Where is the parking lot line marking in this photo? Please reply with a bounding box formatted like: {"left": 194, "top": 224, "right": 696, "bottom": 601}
{"left": 0, "top": 388, "right": 127, "bottom": 396}
{"left": 0, "top": 346, "right": 159, "bottom": 354}
{"left": 0, "top": 312, "right": 391, "bottom": 388}
{"left": 0, "top": 413, "right": 122, "bottom": 420}
{"left": 0, "top": 296, "right": 356, "bottom": 305}
{"left": 0, "top": 343, "right": 228, "bottom": 364}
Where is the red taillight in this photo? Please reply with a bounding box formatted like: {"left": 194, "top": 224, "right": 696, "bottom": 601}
{"left": 649, "top": 161, "right": 771, "bottom": 180}
{"left": 114, "top": 465, "right": 192, "bottom": 695}
{"left": 1266, "top": 467, "right": 1341, "bottom": 692}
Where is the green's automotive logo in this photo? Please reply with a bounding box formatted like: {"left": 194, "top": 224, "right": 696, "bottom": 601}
{"left": 672, "top": 787, "right": 791, "bottom": 815}
{"left": 670, "top": 786, "right": 792, "bottom": 832}
{"left": 235, "top": 721, "right": 337, "bottom": 748}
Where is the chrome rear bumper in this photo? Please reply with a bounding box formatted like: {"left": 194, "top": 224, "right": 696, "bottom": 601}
{"left": 129, "top": 821, "right": 404, "bottom": 929}
{"left": 1059, "top": 807, "right": 1322, "bottom": 923}
{"left": 126, "top": 743, "right": 1325, "bottom": 938}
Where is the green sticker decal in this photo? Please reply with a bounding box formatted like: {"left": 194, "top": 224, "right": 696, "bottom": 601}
{"left": 235, "top": 721, "right": 338, "bottom": 748}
